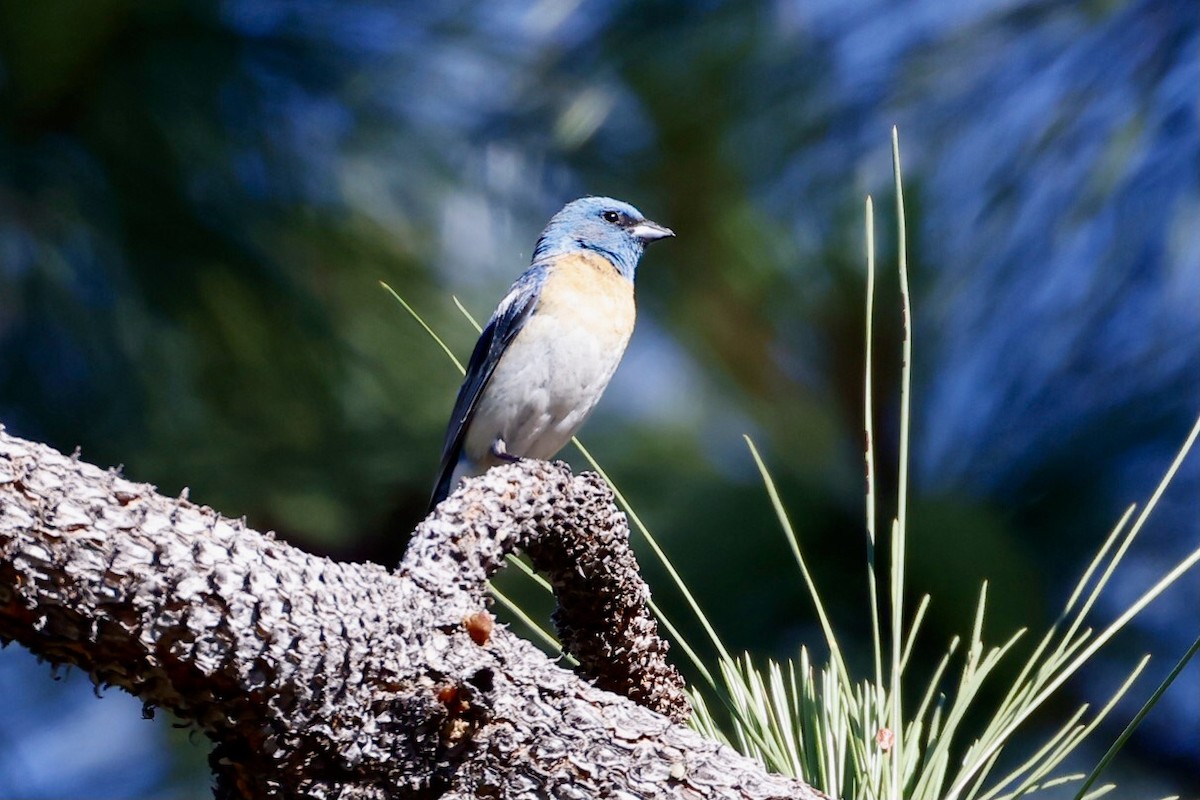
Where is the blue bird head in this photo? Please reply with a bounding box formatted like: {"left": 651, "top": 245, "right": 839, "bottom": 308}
{"left": 531, "top": 196, "right": 674, "bottom": 280}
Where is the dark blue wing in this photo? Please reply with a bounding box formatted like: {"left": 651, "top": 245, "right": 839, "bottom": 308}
{"left": 428, "top": 266, "right": 546, "bottom": 510}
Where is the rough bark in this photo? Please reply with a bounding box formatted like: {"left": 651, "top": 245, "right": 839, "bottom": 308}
{"left": 0, "top": 426, "right": 829, "bottom": 799}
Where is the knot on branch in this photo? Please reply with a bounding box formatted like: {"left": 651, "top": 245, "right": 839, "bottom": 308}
{"left": 405, "top": 460, "right": 690, "bottom": 722}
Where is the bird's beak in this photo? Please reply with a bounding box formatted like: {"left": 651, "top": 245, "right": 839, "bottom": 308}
{"left": 629, "top": 220, "right": 675, "bottom": 243}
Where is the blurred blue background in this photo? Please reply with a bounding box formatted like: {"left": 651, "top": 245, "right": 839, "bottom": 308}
{"left": 0, "top": 0, "right": 1196, "bottom": 796}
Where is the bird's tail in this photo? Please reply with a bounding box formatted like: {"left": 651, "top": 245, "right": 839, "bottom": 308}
{"left": 427, "top": 453, "right": 470, "bottom": 515}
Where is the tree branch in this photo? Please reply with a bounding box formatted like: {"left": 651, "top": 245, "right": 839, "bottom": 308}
{"left": 0, "top": 426, "right": 829, "bottom": 799}
{"left": 408, "top": 462, "right": 688, "bottom": 720}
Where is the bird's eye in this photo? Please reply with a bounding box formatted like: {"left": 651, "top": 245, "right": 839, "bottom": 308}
{"left": 602, "top": 210, "right": 621, "bottom": 224}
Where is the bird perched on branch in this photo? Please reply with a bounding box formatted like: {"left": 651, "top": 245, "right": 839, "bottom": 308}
{"left": 429, "top": 196, "right": 674, "bottom": 511}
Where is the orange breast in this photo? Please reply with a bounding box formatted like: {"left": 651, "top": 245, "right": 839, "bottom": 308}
{"left": 535, "top": 251, "right": 636, "bottom": 347}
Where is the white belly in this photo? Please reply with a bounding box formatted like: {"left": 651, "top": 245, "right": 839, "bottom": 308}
{"left": 464, "top": 302, "right": 633, "bottom": 466}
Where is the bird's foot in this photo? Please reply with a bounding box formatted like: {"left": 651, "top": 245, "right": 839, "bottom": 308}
{"left": 491, "top": 438, "right": 522, "bottom": 464}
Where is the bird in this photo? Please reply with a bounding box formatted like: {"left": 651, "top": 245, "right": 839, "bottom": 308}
{"left": 429, "top": 196, "right": 674, "bottom": 511}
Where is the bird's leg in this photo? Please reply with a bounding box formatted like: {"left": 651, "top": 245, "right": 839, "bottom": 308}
{"left": 491, "top": 438, "right": 522, "bottom": 464}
